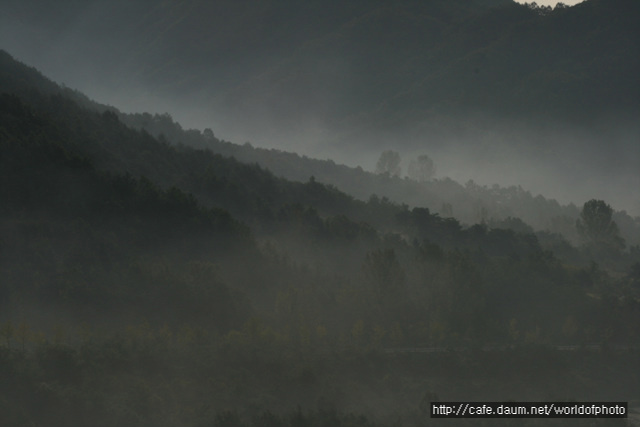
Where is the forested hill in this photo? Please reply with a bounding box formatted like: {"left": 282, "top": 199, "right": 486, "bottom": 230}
{"left": 0, "top": 50, "right": 364, "bottom": 229}
{"left": 3, "top": 46, "right": 638, "bottom": 249}
{"left": 1, "top": 50, "right": 640, "bottom": 426}
{"left": 118, "top": 107, "right": 640, "bottom": 248}
{"left": 3, "top": 0, "right": 638, "bottom": 220}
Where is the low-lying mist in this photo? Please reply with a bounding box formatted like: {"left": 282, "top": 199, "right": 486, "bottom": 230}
{"left": 154, "top": 97, "right": 640, "bottom": 217}
{"left": 2, "top": 39, "right": 640, "bottom": 426}
{"left": 5, "top": 42, "right": 637, "bottom": 217}
{"left": 106, "top": 100, "right": 640, "bottom": 217}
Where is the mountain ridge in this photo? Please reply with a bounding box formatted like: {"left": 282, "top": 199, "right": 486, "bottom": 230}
{"left": 2, "top": 0, "right": 636, "bottom": 215}
{"left": 3, "top": 47, "right": 637, "bottom": 245}
{"left": 1, "top": 41, "right": 640, "bottom": 427}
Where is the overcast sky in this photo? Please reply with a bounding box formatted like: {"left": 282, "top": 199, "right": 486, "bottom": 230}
{"left": 513, "top": 0, "right": 585, "bottom": 6}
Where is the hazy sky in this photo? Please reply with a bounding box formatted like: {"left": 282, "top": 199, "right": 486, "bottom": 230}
{"left": 513, "top": 0, "right": 585, "bottom": 6}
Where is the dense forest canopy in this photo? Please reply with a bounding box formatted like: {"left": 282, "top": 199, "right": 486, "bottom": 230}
{"left": 1, "top": 48, "right": 639, "bottom": 427}
{"left": 0, "top": 0, "right": 639, "bottom": 424}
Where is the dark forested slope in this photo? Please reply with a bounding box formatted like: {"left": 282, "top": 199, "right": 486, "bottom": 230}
{"left": 3, "top": 0, "right": 638, "bottom": 219}
{"left": 118, "top": 106, "right": 640, "bottom": 249}
{"left": 1, "top": 50, "right": 639, "bottom": 427}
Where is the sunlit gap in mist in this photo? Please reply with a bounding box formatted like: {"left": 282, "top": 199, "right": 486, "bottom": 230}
{"left": 512, "top": 0, "right": 585, "bottom": 6}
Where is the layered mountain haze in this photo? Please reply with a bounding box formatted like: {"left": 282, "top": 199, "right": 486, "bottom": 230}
{"left": 1, "top": 1, "right": 640, "bottom": 425}
{"left": 1, "top": 0, "right": 638, "bottom": 213}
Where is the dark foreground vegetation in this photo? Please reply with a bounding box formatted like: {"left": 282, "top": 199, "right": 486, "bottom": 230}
{"left": 1, "top": 51, "right": 639, "bottom": 426}
{"left": 1, "top": 331, "right": 637, "bottom": 426}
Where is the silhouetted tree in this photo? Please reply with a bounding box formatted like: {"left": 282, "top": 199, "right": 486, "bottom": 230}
{"left": 576, "top": 199, "right": 625, "bottom": 251}
{"left": 203, "top": 128, "right": 215, "bottom": 139}
{"left": 375, "top": 150, "right": 401, "bottom": 177}
{"left": 408, "top": 154, "right": 435, "bottom": 182}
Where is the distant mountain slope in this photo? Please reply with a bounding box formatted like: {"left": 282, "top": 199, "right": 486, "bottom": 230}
{"left": 2, "top": 48, "right": 637, "bottom": 248}
{"left": 2, "top": 0, "right": 638, "bottom": 218}
{"left": 2, "top": 45, "right": 640, "bottom": 427}
{"left": 117, "top": 108, "right": 640, "bottom": 247}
